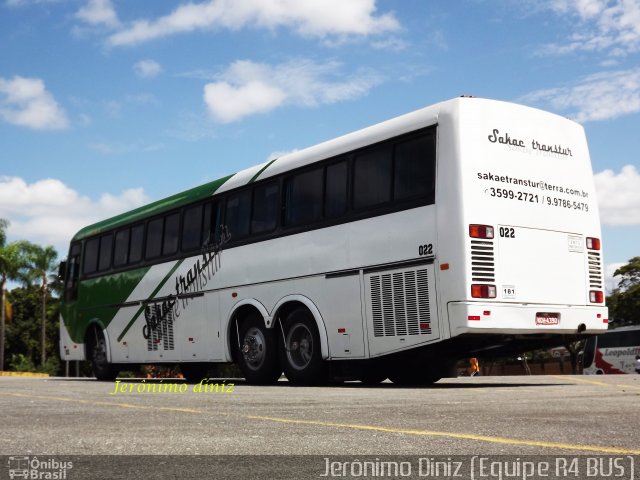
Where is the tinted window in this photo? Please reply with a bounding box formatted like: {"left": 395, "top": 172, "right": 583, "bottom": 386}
{"left": 394, "top": 133, "right": 435, "bottom": 202}
{"left": 113, "top": 229, "right": 130, "bottom": 267}
{"left": 163, "top": 212, "right": 180, "bottom": 255}
{"left": 598, "top": 330, "right": 640, "bottom": 348}
{"left": 66, "top": 243, "right": 81, "bottom": 301}
{"left": 284, "top": 169, "right": 323, "bottom": 226}
{"left": 98, "top": 234, "right": 113, "bottom": 271}
{"left": 182, "top": 205, "right": 203, "bottom": 251}
{"left": 83, "top": 237, "right": 99, "bottom": 274}
{"left": 146, "top": 218, "right": 163, "bottom": 259}
{"left": 225, "top": 190, "right": 251, "bottom": 239}
{"left": 353, "top": 145, "right": 392, "bottom": 209}
{"left": 325, "top": 161, "right": 348, "bottom": 218}
{"left": 252, "top": 182, "right": 279, "bottom": 234}
{"left": 129, "top": 224, "right": 144, "bottom": 264}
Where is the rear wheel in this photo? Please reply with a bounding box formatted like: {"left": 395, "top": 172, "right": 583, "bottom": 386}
{"left": 280, "top": 308, "right": 327, "bottom": 385}
{"left": 87, "top": 327, "right": 118, "bottom": 381}
{"left": 236, "top": 313, "right": 281, "bottom": 385}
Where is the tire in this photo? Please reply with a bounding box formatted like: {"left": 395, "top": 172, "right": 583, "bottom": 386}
{"left": 280, "top": 308, "right": 327, "bottom": 385}
{"left": 88, "top": 327, "right": 119, "bottom": 381}
{"left": 180, "top": 363, "right": 217, "bottom": 383}
{"left": 236, "top": 313, "right": 281, "bottom": 385}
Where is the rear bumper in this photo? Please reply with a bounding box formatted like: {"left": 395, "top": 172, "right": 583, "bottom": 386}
{"left": 448, "top": 301, "right": 608, "bottom": 335}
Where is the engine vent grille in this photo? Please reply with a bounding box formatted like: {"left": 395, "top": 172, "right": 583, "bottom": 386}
{"left": 144, "top": 303, "right": 175, "bottom": 351}
{"left": 588, "top": 251, "right": 603, "bottom": 288}
{"left": 371, "top": 269, "right": 431, "bottom": 337}
{"left": 471, "top": 240, "right": 495, "bottom": 282}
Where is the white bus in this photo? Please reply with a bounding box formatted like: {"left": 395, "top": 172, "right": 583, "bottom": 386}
{"left": 59, "top": 97, "right": 608, "bottom": 385}
{"left": 582, "top": 326, "right": 640, "bottom": 374}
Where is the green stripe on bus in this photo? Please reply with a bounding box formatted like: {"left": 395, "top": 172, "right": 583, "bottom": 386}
{"left": 248, "top": 158, "right": 277, "bottom": 183}
{"left": 116, "top": 259, "right": 185, "bottom": 342}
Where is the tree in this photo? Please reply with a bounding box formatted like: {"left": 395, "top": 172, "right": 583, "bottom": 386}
{"left": 607, "top": 257, "right": 640, "bottom": 327}
{"left": 22, "top": 243, "right": 58, "bottom": 366}
{"left": 0, "top": 220, "right": 28, "bottom": 371}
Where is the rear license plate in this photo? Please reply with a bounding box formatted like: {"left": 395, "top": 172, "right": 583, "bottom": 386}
{"left": 536, "top": 312, "right": 560, "bottom": 325}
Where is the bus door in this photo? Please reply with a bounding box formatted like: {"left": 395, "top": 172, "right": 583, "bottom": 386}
{"left": 364, "top": 263, "right": 440, "bottom": 357}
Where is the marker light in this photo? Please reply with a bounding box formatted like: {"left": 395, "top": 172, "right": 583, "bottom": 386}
{"left": 471, "top": 284, "right": 497, "bottom": 298}
{"left": 589, "top": 290, "right": 604, "bottom": 303}
{"left": 586, "top": 237, "right": 601, "bottom": 250}
{"left": 469, "top": 224, "right": 494, "bottom": 239}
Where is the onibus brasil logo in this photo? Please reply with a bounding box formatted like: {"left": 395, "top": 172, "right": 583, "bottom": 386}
{"left": 7, "top": 456, "right": 73, "bottom": 479}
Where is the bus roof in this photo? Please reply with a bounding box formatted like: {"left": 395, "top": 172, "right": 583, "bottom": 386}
{"left": 71, "top": 97, "right": 570, "bottom": 243}
{"left": 72, "top": 174, "right": 233, "bottom": 241}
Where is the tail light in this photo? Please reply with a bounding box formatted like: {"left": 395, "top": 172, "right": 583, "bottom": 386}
{"left": 586, "top": 237, "right": 601, "bottom": 250}
{"left": 589, "top": 290, "right": 604, "bottom": 303}
{"left": 471, "top": 284, "right": 496, "bottom": 298}
{"left": 469, "top": 224, "right": 494, "bottom": 239}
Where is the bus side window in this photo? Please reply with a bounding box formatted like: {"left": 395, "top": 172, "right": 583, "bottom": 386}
{"left": 145, "top": 217, "right": 163, "bottom": 259}
{"left": 113, "top": 228, "right": 130, "bottom": 267}
{"left": 353, "top": 144, "right": 392, "bottom": 210}
{"left": 252, "top": 182, "right": 279, "bottom": 234}
{"left": 182, "top": 204, "right": 203, "bottom": 251}
{"left": 325, "top": 160, "right": 347, "bottom": 219}
{"left": 83, "top": 237, "right": 99, "bottom": 275}
{"left": 394, "top": 133, "right": 436, "bottom": 203}
{"left": 225, "top": 190, "right": 251, "bottom": 240}
{"left": 65, "top": 243, "right": 81, "bottom": 302}
{"left": 203, "top": 201, "right": 223, "bottom": 246}
{"left": 129, "top": 224, "right": 144, "bottom": 264}
{"left": 162, "top": 212, "right": 180, "bottom": 256}
{"left": 98, "top": 233, "right": 113, "bottom": 272}
{"left": 284, "top": 168, "right": 323, "bottom": 226}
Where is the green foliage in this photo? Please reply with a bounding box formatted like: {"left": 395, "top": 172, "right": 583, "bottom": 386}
{"left": 6, "top": 286, "right": 61, "bottom": 374}
{"left": 9, "top": 353, "right": 36, "bottom": 372}
{"left": 607, "top": 256, "right": 640, "bottom": 327}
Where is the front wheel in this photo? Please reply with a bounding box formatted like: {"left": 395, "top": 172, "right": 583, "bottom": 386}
{"left": 236, "top": 314, "right": 281, "bottom": 385}
{"left": 88, "top": 327, "right": 119, "bottom": 381}
{"left": 280, "top": 308, "right": 327, "bottom": 385}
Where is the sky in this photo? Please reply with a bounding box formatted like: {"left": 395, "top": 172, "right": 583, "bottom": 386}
{"left": 0, "top": 0, "right": 639, "bottom": 292}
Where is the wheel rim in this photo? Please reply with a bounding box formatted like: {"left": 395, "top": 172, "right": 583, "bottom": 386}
{"left": 92, "top": 337, "right": 107, "bottom": 367}
{"left": 286, "top": 322, "right": 313, "bottom": 371}
{"left": 241, "top": 326, "right": 266, "bottom": 371}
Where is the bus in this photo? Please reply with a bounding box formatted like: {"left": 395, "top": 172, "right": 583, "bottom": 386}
{"left": 582, "top": 326, "right": 640, "bottom": 374}
{"left": 59, "top": 97, "right": 609, "bottom": 385}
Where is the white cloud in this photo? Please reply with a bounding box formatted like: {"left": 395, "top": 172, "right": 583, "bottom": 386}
{"left": 594, "top": 164, "right": 640, "bottom": 226}
{"left": 0, "top": 176, "right": 149, "bottom": 253}
{"left": 133, "top": 59, "right": 162, "bottom": 78}
{"left": 521, "top": 68, "right": 640, "bottom": 122}
{"left": 0, "top": 76, "right": 69, "bottom": 130}
{"left": 107, "top": 0, "right": 398, "bottom": 46}
{"left": 544, "top": 0, "right": 640, "bottom": 56}
{"left": 203, "top": 59, "right": 382, "bottom": 122}
{"left": 75, "top": 0, "right": 119, "bottom": 28}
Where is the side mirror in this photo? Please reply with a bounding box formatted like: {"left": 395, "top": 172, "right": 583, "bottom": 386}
{"left": 58, "top": 261, "right": 67, "bottom": 280}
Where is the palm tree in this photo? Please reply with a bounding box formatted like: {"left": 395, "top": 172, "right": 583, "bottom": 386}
{"left": 23, "top": 243, "right": 58, "bottom": 367}
{"left": 0, "top": 220, "right": 28, "bottom": 371}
